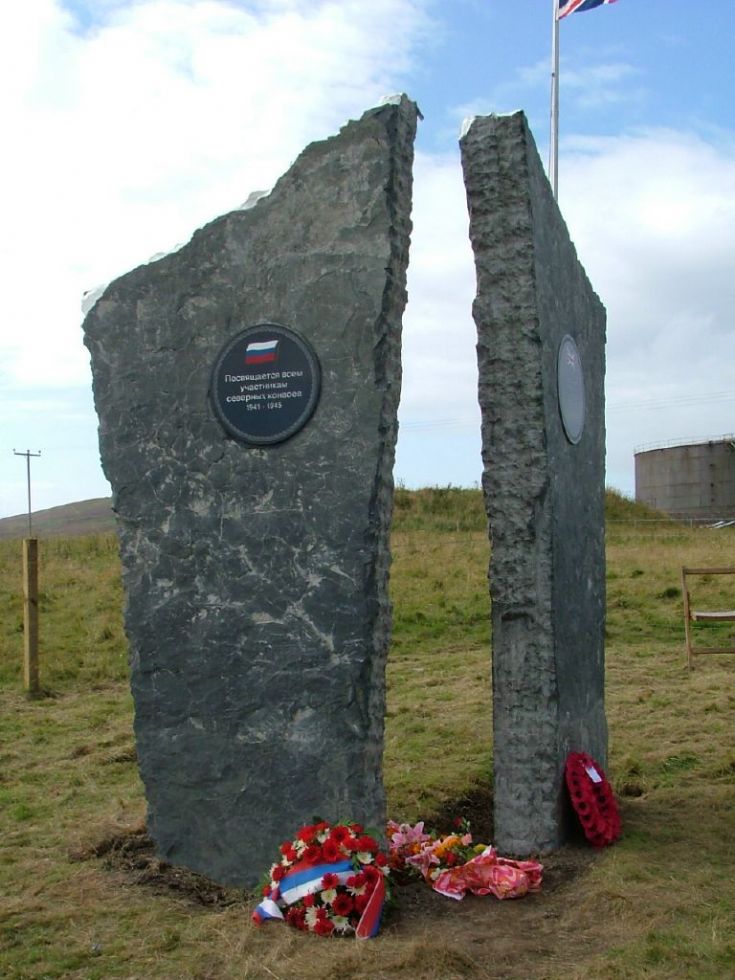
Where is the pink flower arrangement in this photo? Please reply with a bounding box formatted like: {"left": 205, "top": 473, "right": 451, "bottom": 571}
{"left": 387, "top": 817, "right": 543, "bottom": 902}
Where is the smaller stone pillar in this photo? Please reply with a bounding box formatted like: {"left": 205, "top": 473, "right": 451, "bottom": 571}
{"left": 460, "top": 111, "right": 607, "bottom": 854}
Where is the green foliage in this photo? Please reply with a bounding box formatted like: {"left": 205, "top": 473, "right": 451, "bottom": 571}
{"left": 393, "top": 485, "right": 670, "bottom": 534}
{"left": 604, "top": 486, "right": 668, "bottom": 523}
{"left": 393, "top": 485, "right": 487, "bottom": 532}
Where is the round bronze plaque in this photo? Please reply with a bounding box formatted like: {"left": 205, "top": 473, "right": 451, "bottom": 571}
{"left": 557, "top": 334, "right": 585, "bottom": 445}
{"left": 211, "top": 323, "right": 321, "bottom": 445}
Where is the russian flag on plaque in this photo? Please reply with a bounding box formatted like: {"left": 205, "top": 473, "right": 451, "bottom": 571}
{"left": 245, "top": 339, "right": 279, "bottom": 365}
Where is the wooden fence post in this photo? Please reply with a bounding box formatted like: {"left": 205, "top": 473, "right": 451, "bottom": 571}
{"left": 23, "top": 538, "right": 40, "bottom": 696}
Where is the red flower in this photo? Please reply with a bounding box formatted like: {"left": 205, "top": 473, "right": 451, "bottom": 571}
{"left": 279, "top": 842, "right": 297, "bottom": 862}
{"left": 297, "top": 824, "right": 316, "bottom": 843}
{"left": 320, "top": 872, "right": 339, "bottom": 890}
{"left": 331, "top": 893, "right": 353, "bottom": 916}
{"left": 353, "top": 892, "right": 369, "bottom": 913}
{"left": 565, "top": 752, "right": 621, "bottom": 848}
{"left": 356, "top": 835, "right": 379, "bottom": 853}
{"left": 445, "top": 852, "right": 458, "bottom": 867}
{"left": 261, "top": 884, "right": 271, "bottom": 897}
{"left": 350, "top": 823, "right": 364, "bottom": 834}
{"left": 375, "top": 852, "right": 388, "bottom": 868}
{"left": 285, "top": 907, "right": 307, "bottom": 931}
{"left": 346, "top": 872, "right": 366, "bottom": 889}
{"left": 314, "top": 820, "right": 330, "bottom": 835}
{"left": 321, "top": 839, "right": 341, "bottom": 863}
{"left": 303, "top": 844, "right": 323, "bottom": 863}
{"left": 362, "top": 864, "right": 380, "bottom": 885}
{"left": 302, "top": 893, "right": 315, "bottom": 908}
{"left": 342, "top": 835, "right": 360, "bottom": 852}
{"left": 330, "top": 825, "right": 351, "bottom": 844}
{"left": 314, "top": 917, "right": 334, "bottom": 936}
{"left": 271, "top": 865, "right": 286, "bottom": 882}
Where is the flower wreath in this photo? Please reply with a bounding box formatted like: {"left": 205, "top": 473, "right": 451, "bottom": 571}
{"left": 252, "top": 821, "right": 390, "bottom": 938}
{"left": 565, "top": 751, "right": 621, "bottom": 848}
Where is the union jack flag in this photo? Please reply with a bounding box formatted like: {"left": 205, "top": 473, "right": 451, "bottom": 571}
{"left": 558, "top": 0, "right": 619, "bottom": 19}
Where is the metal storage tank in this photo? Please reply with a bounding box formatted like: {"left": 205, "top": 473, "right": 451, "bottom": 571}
{"left": 635, "top": 436, "right": 735, "bottom": 520}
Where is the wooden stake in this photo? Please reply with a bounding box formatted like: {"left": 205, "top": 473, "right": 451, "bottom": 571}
{"left": 23, "top": 538, "right": 40, "bottom": 695}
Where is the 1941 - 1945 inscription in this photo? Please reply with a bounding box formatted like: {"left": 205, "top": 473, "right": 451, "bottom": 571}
{"left": 211, "top": 323, "right": 321, "bottom": 445}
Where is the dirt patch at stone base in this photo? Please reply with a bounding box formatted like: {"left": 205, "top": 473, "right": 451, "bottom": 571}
{"left": 71, "top": 789, "right": 609, "bottom": 979}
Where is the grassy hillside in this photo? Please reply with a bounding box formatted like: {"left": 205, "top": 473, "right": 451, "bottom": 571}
{"left": 0, "top": 486, "right": 664, "bottom": 541}
{"left": 1, "top": 491, "right": 734, "bottom": 978}
{"left": 0, "top": 498, "right": 115, "bottom": 540}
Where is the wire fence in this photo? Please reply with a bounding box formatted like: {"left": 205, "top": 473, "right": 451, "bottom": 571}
{"left": 606, "top": 517, "right": 735, "bottom": 529}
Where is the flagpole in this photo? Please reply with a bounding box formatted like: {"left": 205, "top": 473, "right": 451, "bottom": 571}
{"left": 549, "top": 0, "right": 560, "bottom": 198}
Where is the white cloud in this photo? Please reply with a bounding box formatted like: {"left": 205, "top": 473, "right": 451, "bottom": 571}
{"left": 452, "top": 53, "right": 642, "bottom": 130}
{"left": 0, "top": 0, "right": 436, "bottom": 515}
{"left": 560, "top": 128, "right": 735, "bottom": 489}
{"left": 560, "top": 61, "right": 643, "bottom": 110}
{"left": 401, "top": 150, "right": 478, "bottom": 426}
{"left": 401, "top": 125, "right": 735, "bottom": 495}
{"left": 0, "top": 0, "right": 432, "bottom": 391}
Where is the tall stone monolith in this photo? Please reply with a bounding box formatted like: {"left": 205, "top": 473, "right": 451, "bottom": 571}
{"left": 460, "top": 112, "right": 607, "bottom": 855}
{"left": 83, "top": 96, "right": 418, "bottom": 886}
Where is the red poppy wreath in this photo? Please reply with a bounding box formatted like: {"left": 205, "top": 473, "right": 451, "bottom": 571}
{"left": 564, "top": 751, "right": 621, "bottom": 848}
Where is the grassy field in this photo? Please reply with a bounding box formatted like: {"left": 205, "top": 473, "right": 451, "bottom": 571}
{"left": 1, "top": 488, "right": 734, "bottom": 979}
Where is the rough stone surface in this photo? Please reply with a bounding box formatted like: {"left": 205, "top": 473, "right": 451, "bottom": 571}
{"left": 83, "top": 98, "right": 418, "bottom": 886}
{"left": 460, "top": 112, "right": 607, "bottom": 855}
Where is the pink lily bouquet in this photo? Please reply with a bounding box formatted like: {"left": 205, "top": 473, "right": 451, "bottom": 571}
{"left": 386, "top": 818, "right": 543, "bottom": 901}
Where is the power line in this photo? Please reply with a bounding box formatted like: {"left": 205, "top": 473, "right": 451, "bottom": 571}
{"left": 607, "top": 389, "right": 735, "bottom": 413}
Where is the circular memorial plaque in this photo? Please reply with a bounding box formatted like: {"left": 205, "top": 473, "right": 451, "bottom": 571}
{"left": 210, "top": 323, "right": 321, "bottom": 445}
{"left": 557, "top": 334, "right": 585, "bottom": 445}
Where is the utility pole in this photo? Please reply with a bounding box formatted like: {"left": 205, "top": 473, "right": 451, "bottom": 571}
{"left": 12, "top": 449, "right": 42, "bottom": 696}
{"left": 13, "top": 449, "right": 41, "bottom": 537}
{"left": 549, "top": 0, "right": 560, "bottom": 198}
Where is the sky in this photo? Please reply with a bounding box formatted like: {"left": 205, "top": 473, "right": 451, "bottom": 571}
{"left": 2, "top": 0, "right": 734, "bottom": 518}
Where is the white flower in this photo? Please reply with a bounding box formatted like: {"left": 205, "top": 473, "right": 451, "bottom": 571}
{"left": 305, "top": 906, "right": 320, "bottom": 929}
{"left": 356, "top": 851, "right": 374, "bottom": 864}
{"left": 331, "top": 915, "right": 353, "bottom": 934}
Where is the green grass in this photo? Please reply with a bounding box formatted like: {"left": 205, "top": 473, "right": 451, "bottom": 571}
{"left": 0, "top": 534, "right": 127, "bottom": 690}
{"left": 1, "top": 488, "right": 734, "bottom": 979}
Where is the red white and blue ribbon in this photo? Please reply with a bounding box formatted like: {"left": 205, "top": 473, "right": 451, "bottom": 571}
{"left": 354, "top": 872, "right": 385, "bottom": 939}
{"left": 253, "top": 858, "right": 386, "bottom": 939}
{"left": 279, "top": 859, "right": 353, "bottom": 905}
{"left": 252, "top": 896, "right": 284, "bottom": 924}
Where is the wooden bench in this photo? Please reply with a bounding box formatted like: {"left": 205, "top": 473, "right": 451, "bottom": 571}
{"left": 681, "top": 566, "right": 735, "bottom": 669}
